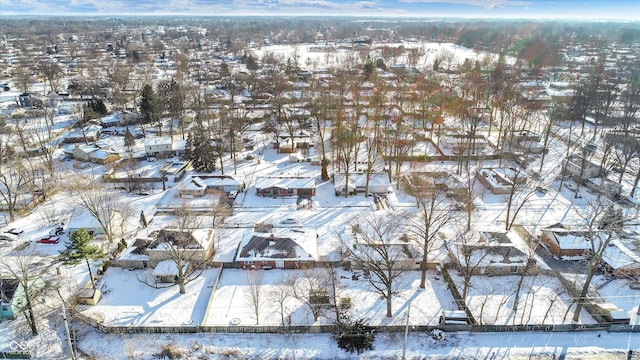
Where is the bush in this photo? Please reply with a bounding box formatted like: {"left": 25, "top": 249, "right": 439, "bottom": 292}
{"left": 156, "top": 343, "right": 185, "bottom": 359}
{"left": 339, "top": 297, "right": 352, "bottom": 310}
{"left": 430, "top": 328, "right": 446, "bottom": 342}
{"left": 334, "top": 314, "right": 375, "bottom": 354}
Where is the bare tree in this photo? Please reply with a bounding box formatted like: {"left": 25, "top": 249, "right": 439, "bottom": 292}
{"left": 511, "top": 243, "right": 539, "bottom": 320}
{"left": 267, "top": 278, "right": 295, "bottom": 329}
{"left": 332, "top": 112, "right": 361, "bottom": 197}
{"left": 138, "top": 205, "right": 213, "bottom": 295}
{"left": 67, "top": 176, "right": 123, "bottom": 243}
{"left": 0, "top": 250, "right": 49, "bottom": 336}
{"left": 344, "top": 211, "right": 413, "bottom": 317}
{"left": 571, "top": 196, "right": 628, "bottom": 322}
{"left": 107, "top": 61, "right": 133, "bottom": 111}
{"left": 291, "top": 268, "right": 334, "bottom": 322}
{"left": 37, "top": 59, "right": 63, "bottom": 94}
{"left": 210, "top": 200, "right": 231, "bottom": 229}
{"left": 0, "top": 157, "right": 33, "bottom": 222}
{"left": 503, "top": 167, "right": 537, "bottom": 231}
{"left": 400, "top": 172, "right": 455, "bottom": 289}
{"left": 245, "top": 270, "right": 265, "bottom": 325}
{"left": 449, "top": 229, "right": 490, "bottom": 300}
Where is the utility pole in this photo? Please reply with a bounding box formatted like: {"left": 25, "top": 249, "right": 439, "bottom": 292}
{"left": 61, "top": 300, "right": 76, "bottom": 360}
{"left": 402, "top": 302, "right": 410, "bottom": 360}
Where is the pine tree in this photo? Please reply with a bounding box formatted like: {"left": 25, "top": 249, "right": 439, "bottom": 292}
{"left": 59, "top": 228, "right": 105, "bottom": 290}
{"left": 124, "top": 127, "right": 135, "bottom": 148}
{"left": 139, "top": 84, "right": 158, "bottom": 125}
{"left": 140, "top": 210, "right": 148, "bottom": 228}
{"left": 186, "top": 128, "right": 217, "bottom": 172}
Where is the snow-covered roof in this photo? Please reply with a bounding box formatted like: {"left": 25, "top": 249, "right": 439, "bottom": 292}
{"left": 542, "top": 227, "right": 612, "bottom": 251}
{"left": 334, "top": 173, "right": 391, "bottom": 191}
{"left": 601, "top": 239, "right": 640, "bottom": 271}
{"left": 237, "top": 229, "right": 318, "bottom": 261}
{"left": 254, "top": 176, "right": 316, "bottom": 190}
{"left": 144, "top": 136, "right": 172, "bottom": 147}
{"left": 153, "top": 259, "right": 189, "bottom": 276}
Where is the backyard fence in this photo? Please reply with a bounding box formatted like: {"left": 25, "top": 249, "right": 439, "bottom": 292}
{"left": 69, "top": 317, "right": 638, "bottom": 335}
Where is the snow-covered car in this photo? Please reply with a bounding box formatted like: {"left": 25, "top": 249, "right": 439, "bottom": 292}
{"left": 280, "top": 218, "right": 299, "bottom": 225}
{"left": 0, "top": 233, "right": 18, "bottom": 242}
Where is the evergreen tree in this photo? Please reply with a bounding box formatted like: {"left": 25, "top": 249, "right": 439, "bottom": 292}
{"left": 139, "top": 84, "right": 159, "bottom": 125}
{"left": 140, "top": 210, "right": 148, "bottom": 228}
{"left": 186, "top": 127, "right": 217, "bottom": 172}
{"left": 59, "top": 228, "right": 105, "bottom": 290}
{"left": 124, "top": 127, "right": 135, "bottom": 148}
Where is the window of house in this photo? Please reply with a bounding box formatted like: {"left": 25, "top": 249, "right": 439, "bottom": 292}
{"left": 510, "top": 266, "right": 518, "bottom": 274}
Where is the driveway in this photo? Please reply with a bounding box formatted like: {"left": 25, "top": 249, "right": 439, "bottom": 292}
{"left": 535, "top": 243, "right": 588, "bottom": 274}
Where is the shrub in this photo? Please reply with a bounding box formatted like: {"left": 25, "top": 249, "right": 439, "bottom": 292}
{"left": 339, "top": 297, "right": 352, "bottom": 310}
{"left": 334, "top": 314, "right": 375, "bottom": 354}
{"left": 430, "top": 328, "right": 446, "bottom": 342}
{"left": 156, "top": 343, "right": 185, "bottom": 359}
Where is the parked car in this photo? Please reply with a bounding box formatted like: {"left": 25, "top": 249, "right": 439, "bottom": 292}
{"left": 228, "top": 191, "right": 238, "bottom": 199}
{"left": 49, "top": 226, "right": 64, "bottom": 236}
{"left": 0, "top": 234, "right": 18, "bottom": 242}
{"left": 280, "top": 218, "right": 299, "bottom": 225}
{"left": 37, "top": 236, "right": 59, "bottom": 244}
{"left": 245, "top": 153, "right": 255, "bottom": 161}
{"left": 4, "top": 228, "right": 24, "bottom": 236}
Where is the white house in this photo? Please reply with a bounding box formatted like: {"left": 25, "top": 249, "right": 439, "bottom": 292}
{"left": 144, "top": 136, "right": 173, "bottom": 158}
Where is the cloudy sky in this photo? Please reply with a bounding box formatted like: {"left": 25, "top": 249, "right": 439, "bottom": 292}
{"left": 0, "top": 0, "right": 637, "bottom": 20}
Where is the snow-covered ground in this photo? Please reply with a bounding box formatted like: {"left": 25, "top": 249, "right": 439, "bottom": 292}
{"left": 2, "top": 41, "right": 640, "bottom": 360}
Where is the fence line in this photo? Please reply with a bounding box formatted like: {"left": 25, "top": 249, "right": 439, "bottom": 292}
{"left": 69, "top": 320, "right": 635, "bottom": 335}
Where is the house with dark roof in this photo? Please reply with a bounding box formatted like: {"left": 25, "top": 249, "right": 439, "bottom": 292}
{"left": 255, "top": 176, "right": 316, "bottom": 197}
{"left": 235, "top": 229, "right": 318, "bottom": 269}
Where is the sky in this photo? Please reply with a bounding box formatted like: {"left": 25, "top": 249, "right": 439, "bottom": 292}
{"left": 0, "top": 0, "right": 638, "bottom": 20}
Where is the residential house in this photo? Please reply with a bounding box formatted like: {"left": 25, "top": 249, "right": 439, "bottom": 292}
{"left": 64, "top": 124, "right": 102, "bottom": 144}
{"left": 0, "top": 277, "right": 45, "bottom": 319}
{"left": 599, "top": 239, "right": 640, "bottom": 279}
{"left": 236, "top": 229, "right": 318, "bottom": 269}
{"left": 562, "top": 154, "right": 600, "bottom": 180}
{"left": 144, "top": 228, "right": 214, "bottom": 267}
{"left": 255, "top": 176, "right": 316, "bottom": 197}
{"left": 403, "top": 171, "right": 468, "bottom": 203}
{"left": 448, "top": 231, "right": 536, "bottom": 276}
{"left": 441, "top": 133, "right": 488, "bottom": 155}
{"left": 71, "top": 144, "right": 120, "bottom": 164}
{"left": 277, "top": 137, "right": 297, "bottom": 153}
{"left": 334, "top": 173, "right": 392, "bottom": 196}
{"left": 344, "top": 225, "right": 419, "bottom": 270}
{"left": 67, "top": 207, "right": 121, "bottom": 237}
{"left": 540, "top": 224, "right": 602, "bottom": 258}
{"left": 504, "top": 130, "right": 545, "bottom": 154}
{"left": 144, "top": 136, "right": 173, "bottom": 158}
{"left": 476, "top": 167, "right": 526, "bottom": 194}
